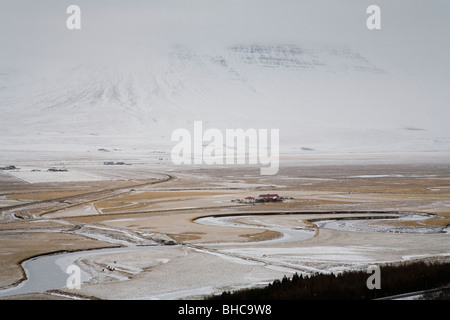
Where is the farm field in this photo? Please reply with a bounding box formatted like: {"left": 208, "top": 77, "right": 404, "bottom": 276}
{"left": 0, "top": 157, "right": 449, "bottom": 300}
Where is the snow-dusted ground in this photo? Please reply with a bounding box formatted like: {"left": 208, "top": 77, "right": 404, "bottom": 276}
{"left": 1, "top": 43, "right": 449, "bottom": 160}
{"left": 315, "top": 212, "right": 448, "bottom": 235}
{"left": 1, "top": 0, "right": 449, "bottom": 303}
{"left": 0, "top": 33, "right": 448, "bottom": 299}
{"left": 7, "top": 169, "right": 107, "bottom": 184}
{"left": 1, "top": 208, "right": 448, "bottom": 299}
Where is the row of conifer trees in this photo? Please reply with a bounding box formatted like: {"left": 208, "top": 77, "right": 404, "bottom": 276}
{"left": 209, "top": 260, "right": 450, "bottom": 300}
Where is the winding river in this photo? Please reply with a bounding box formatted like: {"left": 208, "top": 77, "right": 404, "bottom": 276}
{"left": 0, "top": 246, "right": 179, "bottom": 298}
{"left": 0, "top": 211, "right": 447, "bottom": 298}
{"left": 194, "top": 215, "right": 315, "bottom": 246}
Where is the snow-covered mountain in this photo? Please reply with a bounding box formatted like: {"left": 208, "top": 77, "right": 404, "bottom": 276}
{"left": 1, "top": 44, "right": 448, "bottom": 154}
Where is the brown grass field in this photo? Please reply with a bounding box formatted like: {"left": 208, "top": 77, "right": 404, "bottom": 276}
{"left": 0, "top": 162, "right": 449, "bottom": 299}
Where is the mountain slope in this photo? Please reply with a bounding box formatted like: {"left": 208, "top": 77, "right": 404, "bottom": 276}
{"left": 0, "top": 44, "right": 448, "bottom": 154}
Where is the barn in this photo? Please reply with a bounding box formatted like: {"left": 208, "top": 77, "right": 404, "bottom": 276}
{"left": 257, "top": 194, "right": 281, "bottom": 202}
{"left": 244, "top": 196, "right": 255, "bottom": 203}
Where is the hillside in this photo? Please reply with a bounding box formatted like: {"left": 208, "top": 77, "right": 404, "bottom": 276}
{"left": 1, "top": 44, "right": 448, "bottom": 154}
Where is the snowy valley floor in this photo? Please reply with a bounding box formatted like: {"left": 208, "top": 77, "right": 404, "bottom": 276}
{"left": 0, "top": 153, "right": 449, "bottom": 300}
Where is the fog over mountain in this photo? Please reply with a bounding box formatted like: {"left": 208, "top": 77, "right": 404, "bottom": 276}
{"left": 0, "top": 1, "right": 449, "bottom": 154}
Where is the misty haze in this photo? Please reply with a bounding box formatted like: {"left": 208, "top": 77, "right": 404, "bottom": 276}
{"left": 0, "top": 1, "right": 449, "bottom": 303}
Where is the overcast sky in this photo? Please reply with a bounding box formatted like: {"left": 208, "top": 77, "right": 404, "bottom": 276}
{"left": 0, "top": 0, "right": 449, "bottom": 83}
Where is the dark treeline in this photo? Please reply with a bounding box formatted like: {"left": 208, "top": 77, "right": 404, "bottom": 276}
{"left": 208, "top": 260, "right": 450, "bottom": 300}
